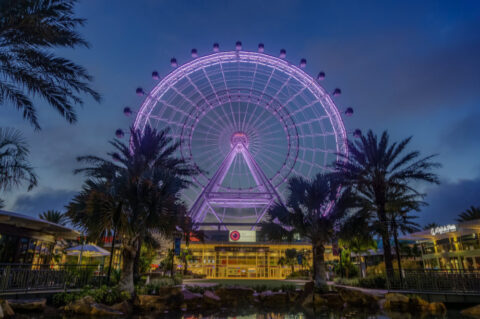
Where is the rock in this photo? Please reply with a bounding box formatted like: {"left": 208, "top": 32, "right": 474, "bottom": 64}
{"left": 135, "top": 295, "right": 168, "bottom": 312}
{"left": 301, "top": 293, "right": 329, "bottom": 308}
{"left": 429, "top": 302, "right": 447, "bottom": 315}
{"left": 462, "top": 304, "right": 480, "bottom": 318}
{"left": 64, "top": 296, "right": 123, "bottom": 316}
{"left": 258, "top": 291, "right": 288, "bottom": 308}
{"left": 111, "top": 300, "right": 132, "bottom": 314}
{"left": 215, "top": 287, "right": 254, "bottom": 307}
{"left": 0, "top": 300, "right": 14, "bottom": 318}
{"left": 7, "top": 298, "right": 46, "bottom": 311}
{"left": 383, "top": 293, "right": 445, "bottom": 315}
{"left": 181, "top": 289, "right": 203, "bottom": 309}
{"left": 335, "top": 287, "right": 379, "bottom": 309}
{"left": 383, "top": 293, "right": 410, "bottom": 312}
{"left": 321, "top": 292, "right": 345, "bottom": 309}
{"left": 90, "top": 303, "right": 123, "bottom": 316}
{"left": 203, "top": 290, "right": 221, "bottom": 307}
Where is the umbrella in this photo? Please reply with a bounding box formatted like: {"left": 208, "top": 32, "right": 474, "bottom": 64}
{"left": 66, "top": 244, "right": 110, "bottom": 257}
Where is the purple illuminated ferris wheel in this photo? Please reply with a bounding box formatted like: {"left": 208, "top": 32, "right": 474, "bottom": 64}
{"left": 130, "top": 43, "right": 351, "bottom": 229}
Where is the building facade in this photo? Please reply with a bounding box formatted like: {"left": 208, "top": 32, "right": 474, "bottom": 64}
{"left": 403, "top": 220, "right": 480, "bottom": 270}
{"left": 0, "top": 210, "right": 79, "bottom": 266}
{"left": 182, "top": 230, "right": 336, "bottom": 279}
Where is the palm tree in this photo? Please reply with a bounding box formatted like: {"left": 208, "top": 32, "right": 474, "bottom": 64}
{"left": 336, "top": 130, "right": 440, "bottom": 281}
{"left": 260, "top": 173, "right": 352, "bottom": 289}
{"left": 339, "top": 235, "right": 377, "bottom": 278}
{"left": 176, "top": 213, "right": 203, "bottom": 275}
{"left": 386, "top": 189, "right": 422, "bottom": 278}
{"left": 68, "top": 126, "right": 197, "bottom": 294}
{"left": 39, "top": 210, "right": 67, "bottom": 225}
{"left": 456, "top": 206, "right": 480, "bottom": 222}
{"left": 0, "top": 128, "right": 37, "bottom": 203}
{"left": 0, "top": 0, "right": 100, "bottom": 129}
{"left": 284, "top": 248, "right": 298, "bottom": 274}
{"left": 67, "top": 178, "right": 126, "bottom": 284}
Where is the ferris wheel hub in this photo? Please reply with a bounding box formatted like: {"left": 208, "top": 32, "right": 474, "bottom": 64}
{"left": 231, "top": 132, "right": 249, "bottom": 148}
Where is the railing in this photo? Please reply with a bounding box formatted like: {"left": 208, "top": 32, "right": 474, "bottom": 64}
{"left": 387, "top": 269, "right": 480, "bottom": 293}
{"left": 0, "top": 263, "right": 105, "bottom": 293}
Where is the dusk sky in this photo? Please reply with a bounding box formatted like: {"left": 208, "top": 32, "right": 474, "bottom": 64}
{"left": 1, "top": 0, "right": 479, "bottom": 226}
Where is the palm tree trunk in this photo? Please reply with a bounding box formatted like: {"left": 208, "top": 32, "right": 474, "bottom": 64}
{"left": 107, "top": 227, "right": 117, "bottom": 285}
{"left": 378, "top": 207, "right": 394, "bottom": 282}
{"left": 119, "top": 239, "right": 138, "bottom": 295}
{"left": 313, "top": 241, "right": 326, "bottom": 290}
{"left": 392, "top": 220, "right": 403, "bottom": 284}
{"left": 133, "top": 237, "right": 143, "bottom": 284}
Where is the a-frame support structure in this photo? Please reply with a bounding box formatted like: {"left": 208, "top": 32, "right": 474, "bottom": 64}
{"left": 189, "top": 135, "right": 283, "bottom": 230}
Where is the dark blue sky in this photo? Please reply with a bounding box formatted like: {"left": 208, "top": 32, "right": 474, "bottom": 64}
{"left": 1, "top": 0, "right": 480, "bottom": 226}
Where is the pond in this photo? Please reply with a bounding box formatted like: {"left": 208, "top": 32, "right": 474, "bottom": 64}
{"left": 16, "top": 308, "right": 473, "bottom": 319}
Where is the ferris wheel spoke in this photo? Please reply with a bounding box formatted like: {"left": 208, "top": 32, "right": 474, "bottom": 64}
{"left": 133, "top": 51, "right": 347, "bottom": 215}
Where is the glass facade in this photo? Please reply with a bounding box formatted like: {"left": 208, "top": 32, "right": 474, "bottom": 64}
{"left": 0, "top": 233, "right": 54, "bottom": 265}
{"left": 417, "top": 223, "right": 480, "bottom": 271}
{"left": 184, "top": 243, "right": 335, "bottom": 279}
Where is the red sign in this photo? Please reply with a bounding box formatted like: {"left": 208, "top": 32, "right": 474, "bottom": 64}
{"left": 230, "top": 230, "right": 240, "bottom": 241}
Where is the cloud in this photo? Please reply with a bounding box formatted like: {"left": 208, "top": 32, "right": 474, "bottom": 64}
{"left": 11, "top": 188, "right": 77, "bottom": 218}
{"left": 418, "top": 177, "right": 480, "bottom": 226}
{"left": 441, "top": 113, "right": 480, "bottom": 151}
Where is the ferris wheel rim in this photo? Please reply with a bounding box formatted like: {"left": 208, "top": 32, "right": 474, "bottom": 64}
{"left": 133, "top": 50, "right": 348, "bottom": 193}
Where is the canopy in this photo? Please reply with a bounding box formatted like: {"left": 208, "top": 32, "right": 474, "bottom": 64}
{"left": 66, "top": 244, "right": 110, "bottom": 257}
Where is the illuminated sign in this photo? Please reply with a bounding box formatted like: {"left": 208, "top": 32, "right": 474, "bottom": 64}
{"left": 229, "top": 230, "right": 256, "bottom": 242}
{"left": 430, "top": 224, "right": 456, "bottom": 236}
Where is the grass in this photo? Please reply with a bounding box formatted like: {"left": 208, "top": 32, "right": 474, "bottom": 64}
{"left": 184, "top": 279, "right": 306, "bottom": 288}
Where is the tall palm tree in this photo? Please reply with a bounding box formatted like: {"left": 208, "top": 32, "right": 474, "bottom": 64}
{"left": 260, "top": 173, "right": 352, "bottom": 289}
{"left": 0, "top": 128, "right": 37, "bottom": 203}
{"left": 386, "top": 189, "right": 422, "bottom": 278}
{"left": 68, "top": 126, "right": 197, "bottom": 294}
{"left": 336, "top": 130, "right": 440, "bottom": 281}
{"left": 67, "top": 178, "right": 127, "bottom": 283}
{"left": 456, "top": 206, "right": 480, "bottom": 222}
{"left": 39, "top": 210, "right": 67, "bottom": 225}
{"left": 0, "top": 0, "right": 100, "bottom": 129}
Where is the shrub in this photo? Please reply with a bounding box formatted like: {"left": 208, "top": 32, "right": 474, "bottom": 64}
{"left": 286, "top": 270, "right": 310, "bottom": 279}
{"left": 334, "top": 275, "right": 386, "bottom": 289}
{"left": 52, "top": 285, "right": 130, "bottom": 307}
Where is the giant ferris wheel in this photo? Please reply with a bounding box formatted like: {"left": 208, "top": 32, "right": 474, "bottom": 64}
{"left": 126, "top": 42, "right": 354, "bottom": 229}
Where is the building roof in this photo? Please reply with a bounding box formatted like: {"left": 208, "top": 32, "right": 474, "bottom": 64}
{"left": 0, "top": 210, "right": 80, "bottom": 240}
{"left": 401, "top": 219, "right": 480, "bottom": 242}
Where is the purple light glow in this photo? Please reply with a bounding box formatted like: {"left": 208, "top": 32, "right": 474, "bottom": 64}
{"left": 132, "top": 50, "right": 348, "bottom": 226}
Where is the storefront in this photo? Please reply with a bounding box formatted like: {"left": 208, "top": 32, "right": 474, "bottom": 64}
{"left": 183, "top": 230, "right": 336, "bottom": 279}
{"left": 0, "top": 210, "right": 79, "bottom": 266}
{"left": 403, "top": 220, "right": 480, "bottom": 270}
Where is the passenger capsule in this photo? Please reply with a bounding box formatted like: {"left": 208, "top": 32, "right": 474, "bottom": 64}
{"left": 115, "top": 129, "right": 124, "bottom": 138}
{"left": 123, "top": 107, "right": 132, "bottom": 116}
{"left": 236, "top": 41, "right": 242, "bottom": 50}
{"left": 136, "top": 87, "right": 144, "bottom": 96}
{"left": 170, "top": 58, "right": 178, "bottom": 67}
{"left": 300, "top": 58, "right": 307, "bottom": 68}
{"left": 333, "top": 88, "right": 341, "bottom": 97}
{"left": 152, "top": 71, "right": 160, "bottom": 80}
{"left": 353, "top": 129, "right": 362, "bottom": 138}
{"left": 213, "top": 43, "right": 220, "bottom": 52}
{"left": 279, "top": 49, "right": 286, "bottom": 58}
{"left": 191, "top": 48, "right": 198, "bottom": 58}
{"left": 258, "top": 43, "right": 265, "bottom": 53}
{"left": 317, "top": 72, "right": 326, "bottom": 80}
{"left": 344, "top": 107, "right": 354, "bottom": 116}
